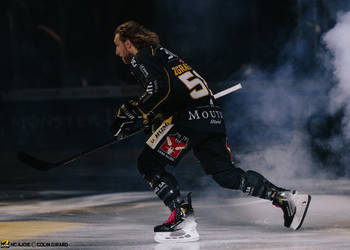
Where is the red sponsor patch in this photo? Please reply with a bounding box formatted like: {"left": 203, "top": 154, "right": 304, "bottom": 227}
{"left": 159, "top": 135, "right": 188, "bottom": 159}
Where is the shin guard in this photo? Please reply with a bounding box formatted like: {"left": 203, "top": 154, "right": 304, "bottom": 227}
{"left": 241, "top": 170, "right": 286, "bottom": 200}
{"left": 148, "top": 172, "right": 181, "bottom": 210}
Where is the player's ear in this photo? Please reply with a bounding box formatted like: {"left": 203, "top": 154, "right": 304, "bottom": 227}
{"left": 125, "top": 40, "right": 133, "bottom": 49}
{"left": 125, "top": 40, "right": 138, "bottom": 55}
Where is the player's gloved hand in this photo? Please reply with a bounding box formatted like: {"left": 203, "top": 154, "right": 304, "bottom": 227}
{"left": 110, "top": 100, "right": 141, "bottom": 137}
{"left": 142, "top": 112, "right": 167, "bottom": 135}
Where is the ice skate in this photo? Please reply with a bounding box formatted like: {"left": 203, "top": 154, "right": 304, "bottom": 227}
{"left": 273, "top": 190, "right": 311, "bottom": 230}
{"left": 154, "top": 193, "right": 199, "bottom": 243}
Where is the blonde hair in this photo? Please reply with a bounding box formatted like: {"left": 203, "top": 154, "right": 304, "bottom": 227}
{"left": 115, "top": 21, "right": 160, "bottom": 50}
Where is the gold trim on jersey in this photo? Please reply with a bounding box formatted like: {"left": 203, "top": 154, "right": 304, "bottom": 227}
{"left": 138, "top": 67, "right": 171, "bottom": 116}
{"left": 149, "top": 67, "right": 171, "bottom": 112}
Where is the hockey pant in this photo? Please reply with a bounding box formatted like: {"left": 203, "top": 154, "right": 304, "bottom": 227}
{"left": 137, "top": 125, "right": 284, "bottom": 210}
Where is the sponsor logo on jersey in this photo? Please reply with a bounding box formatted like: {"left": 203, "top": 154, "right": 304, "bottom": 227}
{"left": 146, "top": 117, "right": 174, "bottom": 149}
{"left": 139, "top": 64, "right": 149, "bottom": 78}
{"left": 210, "top": 120, "right": 222, "bottom": 124}
{"left": 158, "top": 133, "right": 189, "bottom": 161}
{"left": 188, "top": 109, "right": 223, "bottom": 125}
{"left": 146, "top": 83, "right": 153, "bottom": 94}
{"left": 131, "top": 57, "right": 137, "bottom": 67}
{"left": 188, "top": 109, "right": 223, "bottom": 120}
{"left": 146, "top": 80, "right": 158, "bottom": 95}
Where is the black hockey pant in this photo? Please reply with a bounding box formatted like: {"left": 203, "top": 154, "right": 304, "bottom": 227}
{"left": 137, "top": 125, "right": 283, "bottom": 210}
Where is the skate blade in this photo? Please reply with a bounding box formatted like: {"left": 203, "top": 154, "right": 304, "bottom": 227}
{"left": 154, "top": 242, "right": 200, "bottom": 250}
{"left": 154, "top": 231, "right": 199, "bottom": 243}
{"left": 154, "top": 217, "right": 200, "bottom": 243}
{"left": 291, "top": 193, "right": 311, "bottom": 230}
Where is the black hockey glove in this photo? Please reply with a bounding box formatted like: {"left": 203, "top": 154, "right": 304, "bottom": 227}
{"left": 142, "top": 112, "right": 167, "bottom": 135}
{"left": 110, "top": 101, "right": 142, "bottom": 137}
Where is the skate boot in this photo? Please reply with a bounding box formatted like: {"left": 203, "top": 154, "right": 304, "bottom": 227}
{"left": 273, "top": 190, "right": 311, "bottom": 230}
{"left": 154, "top": 192, "right": 199, "bottom": 243}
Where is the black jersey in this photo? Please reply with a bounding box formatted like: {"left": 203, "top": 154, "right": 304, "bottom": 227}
{"left": 130, "top": 44, "right": 225, "bottom": 133}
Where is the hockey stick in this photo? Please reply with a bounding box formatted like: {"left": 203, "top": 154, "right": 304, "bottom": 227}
{"left": 213, "top": 83, "right": 242, "bottom": 99}
{"left": 17, "top": 126, "right": 144, "bottom": 171}
{"left": 18, "top": 83, "right": 243, "bottom": 171}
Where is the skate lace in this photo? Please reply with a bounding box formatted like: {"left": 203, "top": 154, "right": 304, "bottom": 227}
{"left": 164, "top": 208, "right": 178, "bottom": 225}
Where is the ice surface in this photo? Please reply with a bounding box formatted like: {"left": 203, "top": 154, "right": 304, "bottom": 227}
{"left": 1, "top": 179, "right": 350, "bottom": 249}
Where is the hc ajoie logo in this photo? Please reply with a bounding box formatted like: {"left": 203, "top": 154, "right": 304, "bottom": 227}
{"left": 1, "top": 240, "right": 9, "bottom": 249}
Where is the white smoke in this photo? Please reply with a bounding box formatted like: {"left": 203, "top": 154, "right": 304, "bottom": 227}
{"left": 324, "top": 11, "right": 350, "bottom": 139}
{"left": 220, "top": 7, "right": 350, "bottom": 181}
{"left": 225, "top": 67, "right": 320, "bottom": 183}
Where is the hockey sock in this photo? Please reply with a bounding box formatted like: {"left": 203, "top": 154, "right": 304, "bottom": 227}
{"left": 241, "top": 170, "right": 286, "bottom": 200}
{"left": 147, "top": 172, "right": 182, "bottom": 210}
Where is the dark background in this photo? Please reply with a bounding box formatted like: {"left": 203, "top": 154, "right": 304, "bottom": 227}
{"left": 1, "top": 0, "right": 350, "bottom": 196}
{"left": 2, "top": 0, "right": 301, "bottom": 91}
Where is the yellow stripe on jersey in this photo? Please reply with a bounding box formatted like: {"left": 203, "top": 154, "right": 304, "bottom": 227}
{"left": 138, "top": 67, "right": 171, "bottom": 116}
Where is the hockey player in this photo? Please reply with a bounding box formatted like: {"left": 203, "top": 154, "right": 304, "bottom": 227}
{"left": 111, "top": 21, "right": 311, "bottom": 243}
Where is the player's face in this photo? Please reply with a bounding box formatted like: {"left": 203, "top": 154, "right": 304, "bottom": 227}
{"left": 114, "top": 34, "right": 133, "bottom": 64}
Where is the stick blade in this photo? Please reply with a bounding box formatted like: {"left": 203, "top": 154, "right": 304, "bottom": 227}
{"left": 17, "top": 152, "right": 57, "bottom": 171}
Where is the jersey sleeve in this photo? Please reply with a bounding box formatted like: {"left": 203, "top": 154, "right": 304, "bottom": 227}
{"left": 132, "top": 52, "right": 172, "bottom": 117}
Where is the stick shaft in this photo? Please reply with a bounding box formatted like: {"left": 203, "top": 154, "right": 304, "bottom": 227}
{"left": 58, "top": 127, "right": 143, "bottom": 166}
{"left": 213, "top": 83, "right": 242, "bottom": 99}
{"left": 18, "top": 127, "right": 144, "bottom": 170}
